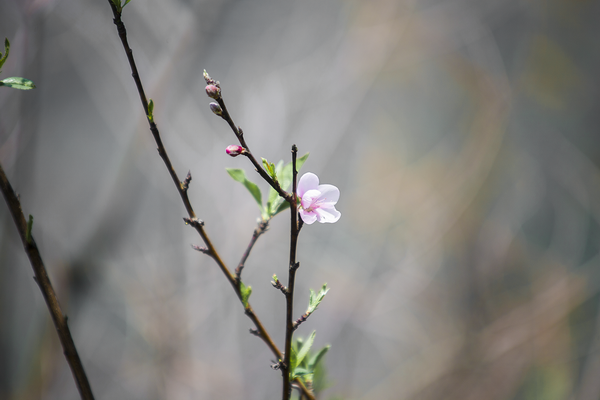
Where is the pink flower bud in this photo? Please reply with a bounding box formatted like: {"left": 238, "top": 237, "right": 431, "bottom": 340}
{"left": 209, "top": 102, "right": 223, "bottom": 116}
{"left": 205, "top": 84, "right": 221, "bottom": 99}
{"left": 225, "top": 145, "right": 244, "bottom": 157}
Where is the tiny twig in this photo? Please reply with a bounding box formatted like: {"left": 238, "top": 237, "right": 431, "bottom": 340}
{"left": 271, "top": 275, "right": 288, "bottom": 294}
{"left": 235, "top": 219, "right": 269, "bottom": 280}
{"left": 191, "top": 244, "right": 210, "bottom": 254}
{"left": 292, "top": 312, "right": 310, "bottom": 332}
{"left": 182, "top": 170, "right": 192, "bottom": 192}
{"left": 0, "top": 162, "right": 95, "bottom": 400}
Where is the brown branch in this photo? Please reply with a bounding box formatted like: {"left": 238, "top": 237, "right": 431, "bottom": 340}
{"left": 106, "top": 5, "right": 315, "bottom": 399}
{"left": 235, "top": 219, "right": 269, "bottom": 280}
{"left": 203, "top": 72, "right": 291, "bottom": 203}
{"left": 282, "top": 145, "right": 300, "bottom": 400}
{"left": 0, "top": 162, "right": 95, "bottom": 400}
{"left": 217, "top": 99, "right": 290, "bottom": 200}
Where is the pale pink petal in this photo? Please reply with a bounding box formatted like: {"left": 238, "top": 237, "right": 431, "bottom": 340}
{"left": 316, "top": 184, "right": 340, "bottom": 204}
{"left": 301, "top": 189, "right": 321, "bottom": 210}
{"left": 297, "top": 173, "right": 319, "bottom": 197}
{"left": 315, "top": 206, "right": 341, "bottom": 223}
{"left": 299, "top": 209, "right": 318, "bottom": 224}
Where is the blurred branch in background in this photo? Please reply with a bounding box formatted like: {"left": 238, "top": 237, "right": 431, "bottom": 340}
{"left": 0, "top": 162, "right": 94, "bottom": 400}
{"left": 1, "top": 0, "right": 600, "bottom": 399}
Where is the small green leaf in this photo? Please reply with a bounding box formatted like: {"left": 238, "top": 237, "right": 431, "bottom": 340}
{"left": 308, "top": 344, "right": 330, "bottom": 370}
{"left": 147, "top": 98, "right": 154, "bottom": 122}
{"left": 0, "top": 77, "right": 36, "bottom": 90}
{"left": 292, "top": 367, "right": 311, "bottom": 376}
{"left": 26, "top": 215, "right": 34, "bottom": 244}
{"left": 261, "top": 157, "right": 276, "bottom": 179}
{"left": 308, "top": 283, "right": 329, "bottom": 314}
{"left": 0, "top": 38, "right": 9, "bottom": 71}
{"left": 226, "top": 168, "right": 263, "bottom": 210}
{"left": 312, "top": 350, "right": 331, "bottom": 394}
{"left": 240, "top": 281, "right": 252, "bottom": 308}
{"left": 295, "top": 331, "right": 316, "bottom": 369}
{"left": 289, "top": 343, "right": 298, "bottom": 373}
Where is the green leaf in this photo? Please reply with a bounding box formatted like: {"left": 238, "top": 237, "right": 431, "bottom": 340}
{"left": 0, "top": 77, "right": 36, "bottom": 90}
{"left": 292, "top": 367, "right": 311, "bottom": 376}
{"left": 266, "top": 152, "right": 309, "bottom": 216}
{"left": 295, "top": 331, "right": 316, "bottom": 369}
{"left": 289, "top": 343, "right": 298, "bottom": 373}
{"left": 148, "top": 99, "right": 154, "bottom": 122}
{"left": 240, "top": 281, "right": 252, "bottom": 308}
{"left": 261, "top": 157, "right": 276, "bottom": 179}
{"left": 308, "top": 283, "right": 329, "bottom": 314}
{"left": 226, "top": 168, "right": 263, "bottom": 211}
{"left": 0, "top": 38, "right": 9, "bottom": 71}
{"left": 308, "top": 344, "right": 330, "bottom": 370}
{"left": 312, "top": 352, "right": 331, "bottom": 394}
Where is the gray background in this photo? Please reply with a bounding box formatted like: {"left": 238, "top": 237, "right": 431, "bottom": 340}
{"left": 2, "top": 0, "right": 600, "bottom": 399}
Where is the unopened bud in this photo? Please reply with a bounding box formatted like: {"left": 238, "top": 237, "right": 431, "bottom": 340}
{"left": 209, "top": 102, "right": 223, "bottom": 116}
{"left": 205, "top": 84, "right": 221, "bottom": 99}
{"left": 225, "top": 145, "right": 244, "bottom": 157}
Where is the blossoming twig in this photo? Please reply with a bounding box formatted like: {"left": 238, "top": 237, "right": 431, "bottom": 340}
{"left": 107, "top": 3, "right": 315, "bottom": 399}
{"left": 106, "top": 0, "right": 282, "bottom": 371}
{"left": 0, "top": 162, "right": 95, "bottom": 400}
{"left": 282, "top": 145, "right": 301, "bottom": 399}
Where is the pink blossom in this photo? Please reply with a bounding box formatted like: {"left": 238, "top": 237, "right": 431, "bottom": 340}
{"left": 297, "top": 173, "right": 341, "bottom": 224}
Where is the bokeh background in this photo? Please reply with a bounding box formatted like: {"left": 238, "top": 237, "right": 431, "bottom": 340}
{"left": 2, "top": 0, "right": 600, "bottom": 399}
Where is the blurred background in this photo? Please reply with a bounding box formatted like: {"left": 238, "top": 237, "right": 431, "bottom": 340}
{"left": 1, "top": 0, "right": 600, "bottom": 399}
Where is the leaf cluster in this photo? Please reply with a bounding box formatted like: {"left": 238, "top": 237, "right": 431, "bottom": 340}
{"left": 289, "top": 331, "right": 331, "bottom": 395}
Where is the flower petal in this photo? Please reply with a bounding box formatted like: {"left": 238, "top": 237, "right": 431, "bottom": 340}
{"left": 315, "top": 206, "right": 341, "bottom": 223}
{"left": 316, "top": 184, "right": 340, "bottom": 205}
{"left": 299, "top": 209, "right": 318, "bottom": 224}
{"left": 301, "top": 189, "right": 321, "bottom": 210}
{"left": 297, "top": 173, "right": 319, "bottom": 198}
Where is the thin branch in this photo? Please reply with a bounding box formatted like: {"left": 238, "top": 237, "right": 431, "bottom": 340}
{"left": 106, "top": 5, "right": 315, "bottom": 399}
{"left": 217, "top": 100, "right": 290, "bottom": 201}
{"left": 235, "top": 219, "right": 269, "bottom": 280}
{"left": 271, "top": 275, "right": 288, "bottom": 294}
{"left": 204, "top": 72, "right": 290, "bottom": 203}
{"left": 0, "top": 162, "right": 95, "bottom": 400}
{"left": 292, "top": 312, "right": 309, "bottom": 332}
{"left": 282, "top": 145, "right": 300, "bottom": 400}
